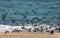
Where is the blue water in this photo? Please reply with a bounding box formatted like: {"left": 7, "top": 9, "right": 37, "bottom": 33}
{"left": 0, "top": 0, "right": 60, "bottom": 25}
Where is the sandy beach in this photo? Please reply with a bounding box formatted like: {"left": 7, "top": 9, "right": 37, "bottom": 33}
{"left": 0, "top": 32, "right": 60, "bottom": 38}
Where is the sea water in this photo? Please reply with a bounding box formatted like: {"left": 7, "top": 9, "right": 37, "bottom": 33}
{"left": 0, "top": 0, "right": 60, "bottom": 25}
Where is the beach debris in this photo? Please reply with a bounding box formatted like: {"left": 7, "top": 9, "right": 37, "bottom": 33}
{"left": 12, "top": 29, "right": 20, "bottom": 32}
{"left": 50, "top": 30, "right": 54, "bottom": 34}
{"left": 4, "top": 31, "right": 9, "bottom": 34}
